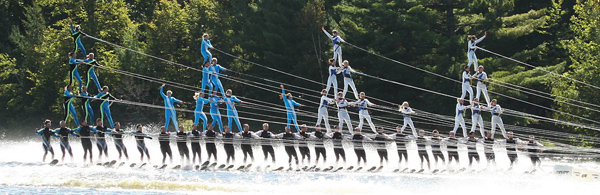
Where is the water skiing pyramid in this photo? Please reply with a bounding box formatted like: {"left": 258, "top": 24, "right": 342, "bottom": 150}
{"left": 34, "top": 19, "right": 600, "bottom": 174}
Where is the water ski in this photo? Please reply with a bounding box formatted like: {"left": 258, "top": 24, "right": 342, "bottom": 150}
{"left": 208, "top": 162, "right": 217, "bottom": 170}
{"left": 367, "top": 166, "right": 377, "bottom": 172}
{"left": 355, "top": 167, "right": 363, "bottom": 172}
{"left": 245, "top": 164, "right": 253, "bottom": 169}
{"left": 263, "top": 165, "right": 271, "bottom": 171}
{"left": 107, "top": 160, "right": 117, "bottom": 167}
{"left": 458, "top": 167, "right": 466, "bottom": 172}
{"left": 409, "top": 169, "right": 416, "bottom": 173}
{"left": 103, "top": 162, "right": 110, "bottom": 166}
{"left": 173, "top": 165, "right": 181, "bottom": 169}
{"left": 218, "top": 164, "right": 226, "bottom": 169}
{"left": 333, "top": 167, "right": 343, "bottom": 172}
{"left": 401, "top": 168, "right": 409, "bottom": 173}
{"left": 314, "top": 168, "right": 321, "bottom": 172}
{"left": 194, "top": 165, "right": 200, "bottom": 170}
{"left": 237, "top": 165, "right": 246, "bottom": 171}
{"left": 226, "top": 165, "right": 234, "bottom": 170}
{"left": 286, "top": 167, "right": 293, "bottom": 171}
{"left": 201, "top": 161, "right": 210, "bottom": 167}
{"left": 322, "top": 166, "right": 334, "bottom": 172}
{"left": 97, "top": 163, "right": 103, "bottom": 166}
{"left": 129, "top": 163, "right": 137, "bottom": 168}
{"left": 49, "top": 159, "right": 59, "bottom": 165}
{"left": 393, "top": 169, "right": 400, "bottom": 173}
{"left": 417, "top": 169, "right": 425, "bottom": 173}
{"left": 139, "top": 163, "right": 147, "bottom": 168}
{"left": 118, "top": 162, "right": 126, "bottom": 167}
{"left": 439, "top": 169, "right": 446, "bottom": 173}
{"left": 432, "top": 169, "right": 440, "bottom": 174}
{"left": 200, "top": 165, "right": 208, "bottom": 171}
{"left": 347, "top": 166, "right": 354, "bottom": 171}
{"left": 376, "top": 166, "right": 384, "bottom": 171}
{"left": 273, "top": 166, "right": 284, "bottom": 171}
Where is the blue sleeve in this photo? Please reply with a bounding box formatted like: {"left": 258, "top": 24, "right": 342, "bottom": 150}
{"left": 292, "top": 100, "right": 301, "bottom": 107}
{"left": 201, "top": 98, "right": 210, "bottom": 104}
{"left": 36, "top": 129, "right": 43, "bottom": 135}
{"left": 160, "top": 87, "right": 166, "bottom": 99}
{"left": 64, "top": 90, "right": 75, "bottom": 98}
{"left": 172, "top": 97, "right": 182, "bottom": 103}
{"left": 281, "top": 89, "right": 286, "bottom": 97}
{"left": 70, "top": 129, "right": 77, "bottom": 136}
{"left": 70, "top": 23, "right": 75, "bottom": 33}
{"left": 91, "top": 127, "right": 98, "bottom": 133}
{"left": 72, "top": 127, "right": 81, "bottom": 133}
{"left": 53, "top": 129, "right": 60, "bottom": 134}
{"left": 217, "top": 65, "right": 225, "bottom": 71}
{"left": 207, "top": 40, "right": 213, "bottom": 49}
{"left": 94, "top": 93, "right": 102, "bottom": 98}
{"left": 232, "top": 96, "right": 242, "bottom": 103}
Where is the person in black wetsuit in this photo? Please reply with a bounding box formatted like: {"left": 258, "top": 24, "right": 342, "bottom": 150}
{"left": 257, "top": 123, "right": 276, "bottom": 164}
{"left": 351, "top": 127, "right": 371, "bottom": 167}
{"left": 431, "top": 130, "right": 445, "bottom": 166}
{"left": 313, "top": 125, "right": 327, "bottom": 165}
{"left": 158, "top": 126, "right": 174, "bottom": 164}
{"left": 134, "top": 124, "right": 152, "bottom": 162}
{"left": 73, "top": 120, "right": 94, "bottom": 163}
{"left": 392, "top": 126, "right": 409, "bottom": 168}
{"left": 239, "top": 124, "right": 256, "bottom": 164}
{"left": 278, "top": 126, "right": 300, "bottom": 167}
{"left": 94, "top": 118, "right": 110, "bottom": 161}
{"left": 190, "top": 124, "right": 203, "bottom": 164}
{"left": 331, "top": 125, "right": 346, "bottom": 166}
{"left": 111, "top": 122, "right": 129, "bottom": 161}
{"left": 506, "top": 131, "right": 519, "bottom": 167}
{"left": 176, "top": 125, "right": 191, "bottom": 163}
{"left": 36, "top": 119, "right": 56, "bottom": 162}
{"left": 54, "top": 120, "right": 77, "bottom": 162}
{"left": 204, "top": 123, "right": 219, "bottom": 162}
{"left": 414, "top": 130, "right": 430, "bottom": 170}
{"left": 298, "top": 124, "right": 311, "bottom": 166}
{"left": 369, "top": 127, "right": 391, "bottom": 166}
{"left": 527, "top": 135, "right": 543, "bottom": 168}
{"left": 223, "top": 126, "right": 237, "bottom": 165}
{"left": 466, "top": 132, "right": 481, "bottom": 167}
{"left": 445, "top": 131, "right": 460, "bottom": 166}
{"left": 483, "top": 132, "right": 496, "bottom": 166}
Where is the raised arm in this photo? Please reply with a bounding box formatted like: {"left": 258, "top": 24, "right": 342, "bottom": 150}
{"left": 322, "top": 27, "right": 334, "bottom": 40}
{"left": 160, "top": 85, "right": 166, "bottom": 99}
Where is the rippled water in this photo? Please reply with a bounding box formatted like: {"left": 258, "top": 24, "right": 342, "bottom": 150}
{"left": 1, "top": 135, "right": 598, "bottom": 194}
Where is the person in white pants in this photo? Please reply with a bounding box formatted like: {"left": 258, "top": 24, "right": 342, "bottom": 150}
{"left": 351, "top": 92, "right": 377, "bottom": 133}
{"left": 460, "top": 66, "right": 474, "bottom": 103}
{"left": 341, "top": 60, "right": 359, "bottom": 100}
{"left": 490, "top": 99, "right": 507, "bottom": 138}
{"left": 316, "top": 89, "right": 335, "bottom": 132}
{"left": 398, "top": 101, "right": 418, "bottom": 136}
{"left": 470, "top": 98, "right": 485, "bottom": 137}
{"left": 322, "top": 27, "right": 345, "bottom": 67}
{"left": 452, "top": 98, "right": 469, "bottom": 137}
{"left": 336, "top": 92, "right": 354, "bottom": 134}
{"left": 467, "top": 31, "right": 486, "bottom": 67}
{"left": 473, "top": 65, "right": 491, "bottom": 107}
{"left": 325, "top": 58, "right": 342, "bottom": 99}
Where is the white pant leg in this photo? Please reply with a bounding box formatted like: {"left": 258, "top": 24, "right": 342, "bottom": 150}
{"left": 496, "top": 116, "right": 507, "bottom": 138}
{"left": 401, "top": 117, "right": 409, "bottom": 132}
{"left": 333, "top": 46, "right": 343, "bottom": 67}
{"left": 408, "top": 118, "right": 417, "bottom": 137}
{"left": 342, "top": 78, "right": 349, "bottom": 98}
{"left": 462, "top": 84, "right": 474, "bottom": 103}
{"left": 317, "top": 107, "right": 325, "bottom": 126}
{"left": 467, "top": 51, "right": 478, "bottom": 67}
{"left": 326, "top": 76, "right": 338, "bottom": 99}
{"left": 490, "top": 116, "right": 498, "bottom": 138}
{"left": 481, "top": 85, "right": 491, "bottom": 106}
{"left": 343, "top": 78, "right": 358, "bottom": 99}
{"left": 476, "top": 83, "right": 483, "bottom": 100}
{"left": 338, "top": 111, "right": 344, "bottom": 131}
{"left": 360, "top": 110, "right": 376, "bottom": 133}
{"left": 471, "top": 116, "right": 478, "bottom": 133}
{"left": 477, "top": 115, "right": 485, "bottom": 137}
{"left": 343, "top": 112, "right": 353, "bottom": 134}
{"left": 459, "top": 117, "right": 467, "bottom": 137}
{"left": 358, "top": 110, "right": 365, "bottom": 131}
